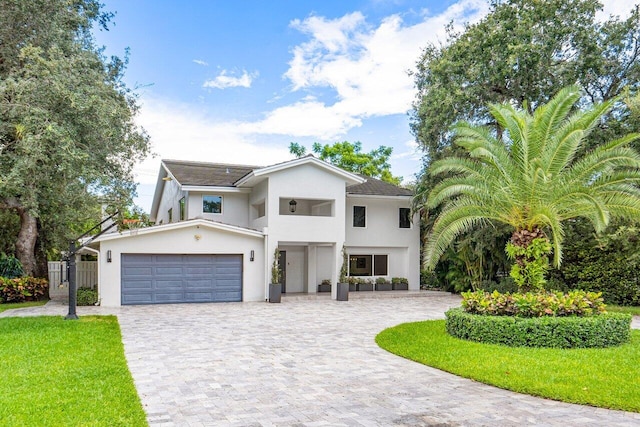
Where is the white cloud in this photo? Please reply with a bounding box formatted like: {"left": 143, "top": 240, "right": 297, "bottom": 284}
{"left": 192, "top": 59, "right": 209, "bottom": 66}
{"left": 245, "top": 0, "right": 489, "bottom": 139}
{"left": 133, "top": 96, "right": 290, "bottom": 186}
{"left": 203, "top": 69, "right": 258, "bottom": 89}
{"left": 598, "top": 0, "right": 637, "bottom": 20}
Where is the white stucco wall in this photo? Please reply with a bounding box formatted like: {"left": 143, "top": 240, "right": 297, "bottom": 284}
{"left": 345, "top": 196, "right": 420, "bottom": 289}
{"left": 95, "top": 222, "right": 265, "bottom": 307}
{"left": 187, "top": 192, "right": 250, "bottom": 228}
{"left": 249, "top": 179, "right": 268, "bottom": 230}
{"left": 156, "top": 179, "right": 185, "bottom": 224}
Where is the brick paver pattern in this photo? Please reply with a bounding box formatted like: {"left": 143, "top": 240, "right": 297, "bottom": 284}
{"left": 3, "top": 294, "right": 640, "bottom": 426}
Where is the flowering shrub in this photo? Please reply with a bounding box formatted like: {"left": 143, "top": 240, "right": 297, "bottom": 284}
{"left": 461, "top": 290, "right": 606, "bottom": 317}
{"left": 0, "top": 277, "right": 48, "bottom": 303}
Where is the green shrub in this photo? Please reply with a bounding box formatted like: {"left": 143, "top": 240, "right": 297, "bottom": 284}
{"left": 76, "top": 287, "right": 98, "bottom": 305}
{"left": 375, "top": 277, "right": 387, "bottom": 285}
{"left": 461, "top": 290, "right": 606, "bottom": 317}
{"left": 478, "top": 277, "right": 518, "bottom": 293}
{"left": 0, "top": 253, "right": 24, "bottom": 279}
{"left": 76, "top": 287, "right": 98, "bottom": 306}
{"left": 445, "top": 307, "right": 631, "bottom": 348}
{"left": 0, "top": 277, "right": 48, "bottom": 303}
{"left": 391, "top": 277, "right": 409, "bottom": 285}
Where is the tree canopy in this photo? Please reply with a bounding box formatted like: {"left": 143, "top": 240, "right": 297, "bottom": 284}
{"left": 289, "top": 141, "right": 402, "bottom": 185}
{"left": 0, "top": 0, "right": 150, "bottom": 275}
{"left": 410, "top": 0, "right": 640, "bottom": 164}
{"left": 420, "top": 86, "right": 640, "bottom": 289}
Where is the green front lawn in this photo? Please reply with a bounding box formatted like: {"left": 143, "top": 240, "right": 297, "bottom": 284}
{"left": 0, "top": 300, "right": 47, "bottom": 313}
{"left": 0, "top": 316, "right": 146, "bottom": 426}
{"left": 607, "top": 305, "right": 640, "bottom": 316}
{"left": 376, "top": 320, "right": 640, "bottom": 412}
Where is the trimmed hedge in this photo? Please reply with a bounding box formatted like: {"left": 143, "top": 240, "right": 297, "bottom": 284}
{"left": 445, "top": 307, "right": 632, "bottom": 348}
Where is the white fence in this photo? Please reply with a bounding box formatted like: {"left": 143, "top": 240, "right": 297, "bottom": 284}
{"left": 47, "top": 261, "right": 98, "bottom": 289}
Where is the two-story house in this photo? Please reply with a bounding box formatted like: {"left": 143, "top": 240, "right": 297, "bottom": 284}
{"left": 92, "top": 155, "right": 419, "bottom": 306}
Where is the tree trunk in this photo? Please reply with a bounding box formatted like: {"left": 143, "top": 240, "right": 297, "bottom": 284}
{"left": 34, "top": 223, "right": 49, "bottom": 279}
{"left": 15, "top": 208, "right": 38, "bottom": 276}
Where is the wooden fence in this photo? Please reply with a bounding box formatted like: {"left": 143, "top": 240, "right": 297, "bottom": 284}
{"left": 47, "top": 261, "right": 97, "bottom": 289}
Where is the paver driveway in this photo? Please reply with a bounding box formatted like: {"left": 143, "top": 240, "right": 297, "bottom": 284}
{"left": 112, "top": 295, "right": 639, "bottom": 427}
{"left": 4, "top": 295, "right": 640, "bottom": 426}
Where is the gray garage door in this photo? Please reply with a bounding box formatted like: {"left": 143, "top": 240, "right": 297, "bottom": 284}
{"left": 121, "top": 254, "right": 242, "bottom": 305}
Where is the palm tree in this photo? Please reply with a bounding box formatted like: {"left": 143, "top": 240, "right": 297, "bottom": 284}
{"left": 420, "top": 85, "right": 640, "bottom": 290}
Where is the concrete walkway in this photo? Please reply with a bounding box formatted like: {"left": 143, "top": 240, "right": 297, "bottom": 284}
{"left": 3, "top": 295, "right": 640, "bottom": 426}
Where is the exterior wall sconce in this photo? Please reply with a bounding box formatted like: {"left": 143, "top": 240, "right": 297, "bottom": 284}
{"left": 106, "top": 250, "right": 112, "bottom": 263}
{"left": 250, "top": 250, "right": 254, "bottom": 262}
{"left": 289, "top": 199, "right": 297, "bottom": 213}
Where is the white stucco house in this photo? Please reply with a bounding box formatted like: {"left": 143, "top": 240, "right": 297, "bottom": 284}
{"left": 91, "top": 155, "right": 420, "bottom": 306}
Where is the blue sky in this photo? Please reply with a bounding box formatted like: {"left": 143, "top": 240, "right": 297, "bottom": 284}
{"left": 92, "top": 0, "right": 628, "bottom": 211}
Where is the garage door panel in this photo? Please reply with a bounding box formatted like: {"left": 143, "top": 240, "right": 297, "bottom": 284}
{"left": 155, "top": 254, "right": 185, "bottom": 263}
{"left": 121, "top": 254, "right": 242, "bottom": 305}
{"left": 155, "top": 266, "right": 185, "bottom": 275}
{"left": 122, "top": 266, "right": 154, "bottom": 276}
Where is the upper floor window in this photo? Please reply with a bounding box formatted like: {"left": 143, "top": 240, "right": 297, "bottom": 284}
{"left": 353, "top": 206, "right": 366, "bottom": 227}
{"left": 179, "top": 197, "right": 186, "bottom": 221}
{"left": 399, "top": 208, "right": 411, "bottom": 228}
{"left": 203, "top": 195, "right": 222, "bottom": 214}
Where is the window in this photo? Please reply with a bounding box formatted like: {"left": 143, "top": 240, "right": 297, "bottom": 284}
{"left": 399, "top": 208, "right": 411, "bottom": 228}
{"left": 168, "top": 208, "right": 173, "bottom": 223}
{"left": 179, "top": 197, "right": 185, "bottom": 221}
{"left": 349, "top": 254, "right": 388, "bottom": 276}
{"left": 353, "top": 206, "right": 366, "bottom": 227}
{"left": 374, "top": 255, "right": 388, "bottom": 275}
{"left": 203, "top": 195, "right": 222, "bottom": 214}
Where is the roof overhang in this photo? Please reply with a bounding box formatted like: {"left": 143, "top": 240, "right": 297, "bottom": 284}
{"left": 346, "top": 194, "right": 412, "bottom": 200}
{"left": 235, "top": 156, "right": 366, "bottom": 187}
{"left": 182, "top": 185, "right": 251, "bottom": 193}
{"left": 90, "top": 219, "right": 264, "bottom": 246}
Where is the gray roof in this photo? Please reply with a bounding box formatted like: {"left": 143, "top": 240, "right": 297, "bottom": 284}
{"left": 347, "top": 175, "right": 413, "bottom": 197}
{"left": 163, "top": 159, "right": 257, "bottom": 187}
{"left": 162, "top": 159, "right": 412, "bottom": 196}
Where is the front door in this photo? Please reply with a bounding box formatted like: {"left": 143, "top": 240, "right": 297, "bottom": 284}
{"left": 279, "top": 250, "right": 286, "bottom": 293}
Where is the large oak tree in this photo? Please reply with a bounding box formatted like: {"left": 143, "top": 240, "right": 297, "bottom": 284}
{"left": 0, "top": 0, "right": 150, "bottom": 276}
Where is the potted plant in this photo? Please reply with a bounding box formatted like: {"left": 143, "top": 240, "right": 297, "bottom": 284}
{"left": 347, "top": 276, "right": 358, "bottom": 292}
{"left": 318, "top": 279, "right": 331, "bottom": 292}
{"left": 375, "top": 277, "right": 392, "bottom": 291}
{"left": 392, "top": 277, "right": 409, "bottom": 291}
{"left": 356, "top": 278, "right": 373, "bottom": 292}
{"left": 269, "top": 248, "right": 281, "bottom": 303}
{"left": 337, "top": 245, "right": 349, "bottom": 301}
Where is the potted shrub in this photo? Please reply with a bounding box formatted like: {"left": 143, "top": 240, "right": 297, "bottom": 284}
{"left": 347, "top": 276, "right": 358, "bottom": 292}
{"left": 375, "top": 277, "right": 392, "bottom": 291}
{"left": 269, "top": 248, "right": 281, "bottom": 303}
{"left": 357, "top": 278, "right": 373, "bottom": 292}
{"left": 337, "top": 245, "right": 349, "bottom": 301}
{"left": 392, "top": 277, "right": 409, "bottom": 291}
{"left": 318, "top": 279, "right": 331, "bottom": 293}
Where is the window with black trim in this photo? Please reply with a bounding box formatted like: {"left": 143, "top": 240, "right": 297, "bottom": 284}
{"left": 353, "top": 206, "right": 366, "bottom": 227}
{"left": 399, "top": 208, "right": 411, "bottom": 228}
{"left": 374, "top": 255, "right": 388, "bottom": 275}
{"left": 179, "top": 197, "right": 185, "bottom": 221}
{"left": 349, "top": 254, "right": 388, "bottom": 276}
{"left": 203, "top": 195, "right": 222, "bottom": 214}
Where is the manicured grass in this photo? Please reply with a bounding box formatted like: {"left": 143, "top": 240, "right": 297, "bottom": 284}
{"left": 607, "top": 305, "right": 640, "bottom": 316}
{"left": 376, "top": 320, "right": 640, "bottom": 412}
{"left": 0, "top": 300, "right": 47, "bottom": 313}
{"left": 0, "top": 316, "right": 146, "bottom": 426}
